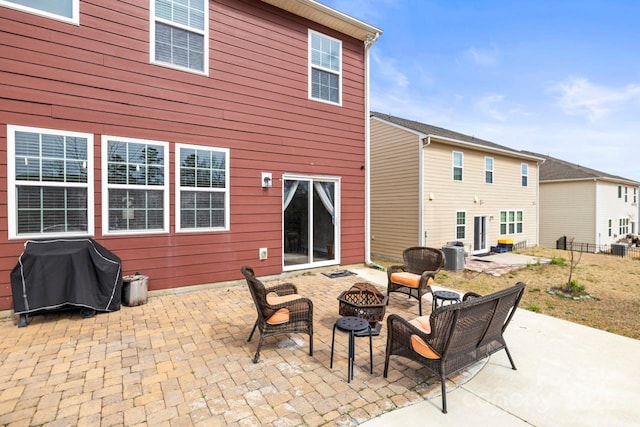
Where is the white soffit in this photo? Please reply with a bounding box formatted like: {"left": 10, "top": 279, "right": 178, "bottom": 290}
{"left": 260, "top": 0, "right": 382, "bottom": 41}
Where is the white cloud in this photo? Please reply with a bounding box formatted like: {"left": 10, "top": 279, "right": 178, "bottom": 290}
{"left": 549, "top": 77, "right": 640, "bottom": 121}
{"left": 371, "top": 50, "right": 409, "bottom": 88}
{"left": 475, "top": 94, "right": 507, "bottom": 121}
{"left": 464, "top": 45, "right": 499, "bottom": 66}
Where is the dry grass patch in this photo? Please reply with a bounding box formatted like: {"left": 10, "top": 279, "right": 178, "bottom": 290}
{"left": 375, "top": 247, "right": 640, "bottom": 340}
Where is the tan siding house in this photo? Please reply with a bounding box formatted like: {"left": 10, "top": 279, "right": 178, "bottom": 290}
{"left": 371, "top": 113, "right": 541, "bottom": 261}
{"left": 523, "top": 153, "right": 640, "bottom": 249}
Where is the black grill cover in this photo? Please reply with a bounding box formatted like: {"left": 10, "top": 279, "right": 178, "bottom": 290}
{"left": 10, "top": 239, "right": 122, "bottom": 315}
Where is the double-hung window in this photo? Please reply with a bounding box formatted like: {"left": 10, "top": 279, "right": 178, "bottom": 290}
{"left": 619, "top": 218, "right": 629, "bottom": 235}
{"left": 521, "top": 163, "right": 528, "bottom": 187}
{"left": 485, "top": 157, "right": 494, "bottom": 184}
{"left": 151, "top": 0, "right": 208, "bottom": 74}
{"left": 500, "top": 210, "right": 523, "bottom": 235}
{"left": 456, "top": 211, "right": 466, "bottom": 239}
{"left": 309, "top": 30, "right": 342, "bottom": 105}
{"left": 452, "top": 151, "right": 463, "bottom": 181}
{"left": 102, "top": 136, "right": 169, "bottom": 234}
{"left": 7, "top": 125, "right": 93, "bottom": 239}
{"left": 176, "top": 144, "right": 229, "bottom": 232}
{"left": 0, "top": 0, "right": 79, "bottom": 24}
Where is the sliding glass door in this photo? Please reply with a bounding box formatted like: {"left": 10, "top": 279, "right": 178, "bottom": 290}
{"left": 283, "top": 175, "right": 339, "bottom": 269}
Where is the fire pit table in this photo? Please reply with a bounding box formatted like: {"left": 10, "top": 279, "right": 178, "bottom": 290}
{"left": 337, "top": 282, "right": 388, "bottom": 335}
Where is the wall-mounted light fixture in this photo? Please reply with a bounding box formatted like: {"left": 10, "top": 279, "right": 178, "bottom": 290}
{"left": 473, "top": 196, "right": 479, "bottom": 204}
{"left": 261, "top": 172, "right": 272, "bottom": 188}
{"left": 428, "top": 193, "right": 435, "bottom": 201}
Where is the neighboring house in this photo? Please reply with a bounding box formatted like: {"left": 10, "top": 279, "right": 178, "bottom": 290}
{"left": 522, "top": 152, "right": 640, "bottom": 249}
{"left": 370, "top": 112, "right": 542, "bottom": 260}
{"left": 0, "top": 0, "right": 381, "bottom": 311}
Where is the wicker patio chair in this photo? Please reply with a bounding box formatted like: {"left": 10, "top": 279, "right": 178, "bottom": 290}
{"left": 383, "top": 282, "right": 526, "bottom": 413}
{"left": 386, "top": 246, "right": 445, "bottom": 316}
{"left": 241, "top": 266, "right": 313, "bottom": 363}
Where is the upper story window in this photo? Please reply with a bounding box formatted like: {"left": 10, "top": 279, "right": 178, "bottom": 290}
{"left": 150, "top": 0, "right": 208, "bottom": 74}
{"left": 456, "top": 211, "right": 466, "bottom": 239}
{"left": 176, "top": 144, "right": 229, "bottom": 232}
{"left": 624, "top": 186, "right": 628, "bottom": 202}
{"left": 102, "top": 136, "right": 169, "bottom": 235}
{"left": 7, "top": 125, "right": 94, "bottom": 239}
{"left": 521, "top": 163, "right": 528, "bottom": 187}
{"left": 634, "top": 188, "right": 637, "bottom": 204}
{"left": 0, "top": 0, "right": 79, "bottom": 24}
{"left": 452, "top": 151, "right": 463, "bottom": 181}
{"left": 485, "top": 157, "right": 494, "bottom": 184}
{"left": 309, "top": 30, "right": 342, "bottom": 105}
{"left": 618, "top": 185, "right": 622, "bottom": 198}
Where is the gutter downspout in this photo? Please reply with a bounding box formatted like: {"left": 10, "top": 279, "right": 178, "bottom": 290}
{"left": 420, "top": 135, "right": 431, "bottom": 246}
{"left": 364, "top": 32, "right": 381, "bottom": 269}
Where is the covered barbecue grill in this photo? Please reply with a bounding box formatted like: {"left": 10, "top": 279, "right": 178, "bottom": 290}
{"left": 10, "top": 238, "right": 122, "bottom": 326}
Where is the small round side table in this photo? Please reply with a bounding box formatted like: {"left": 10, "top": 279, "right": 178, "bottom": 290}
{"left": 330, "top": 316, "right": 372, "bottom": 382}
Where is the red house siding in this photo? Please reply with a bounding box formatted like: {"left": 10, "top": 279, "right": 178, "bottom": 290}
{"left": 0, "top": 0, "right": 369, "bottom": 311}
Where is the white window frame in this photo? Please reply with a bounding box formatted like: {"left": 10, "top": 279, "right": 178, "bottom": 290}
{"left": 101, "top": 135, "right": 170, "bottom": 235}
{"left": 0, "top": 0, "right": 79, "bottom": 25}
{"left": 619, "top": 217, "right": 629, "bottom": 235}
{"left": 149, "top": 0, "right": 209, "bottom": 75}
{"left": 7, "top": 125, "right": 94, "bottom": 239}
{"left": 456, "top": 211, "right": 466, "bottom": 239}
{"left": 308, "top": 29, "right": 342, "bottom": 106}
{"left": 175, "top": 143, "right": 230, "bottom": 232}
{"left": 500, "top": 210, "right": 523, "bottom": 235}
{"left": 485, "top": 156, "right": 494, "bottom": 184}
{"left": 452, "top": 151, "right": 463, "bottom": 181}
{"left": 521, "top": 163, "right": 528, "bottom": 187}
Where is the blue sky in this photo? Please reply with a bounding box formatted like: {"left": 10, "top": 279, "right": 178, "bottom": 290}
{"left": 322, "top": 0, "right": 640, "bottom": 182}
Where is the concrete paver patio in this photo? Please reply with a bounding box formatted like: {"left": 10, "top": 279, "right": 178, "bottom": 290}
{"left": 0, "top": 268, "right": 478, "bottom": 426}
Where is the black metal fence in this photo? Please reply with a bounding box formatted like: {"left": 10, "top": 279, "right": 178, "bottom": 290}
{"left": 555, "top": 236, "right": 640, "bottom": 259}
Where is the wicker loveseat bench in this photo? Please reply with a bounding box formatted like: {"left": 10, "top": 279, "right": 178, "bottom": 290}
{"left": 383, "top": 282, "right": 526, "bottom": 413}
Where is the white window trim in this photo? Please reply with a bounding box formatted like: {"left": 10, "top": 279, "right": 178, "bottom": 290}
{"left": 175, "top": 143, "right": 230, "bottom": 233}
{"left": 500, "top": 209, "right": 524, "bottom": 235}
{"left": 7, "top": 125, "right": 94, "bottom": 239}
{"left": 101, "top": 135, "right": 170, "bottom": 235}
{"left": 452, "top": 151, "right": 463, "bottom": 181}
{"left": 485, "top": 156, "right": 494, "bottom": 184}
{"left": 149, "top": 0, "right": 209, "bottom": 76}
{"left": 308, "top": 29, "right": 343, "bottom": 106}
{"left": 455, "top": 210, "right": 466, "bottom": 240}
{"left": 521, "top": 163, "right": 529, "bottom": 187}
{"left": 0, "top": 0, "right": 79, "bottom": 25}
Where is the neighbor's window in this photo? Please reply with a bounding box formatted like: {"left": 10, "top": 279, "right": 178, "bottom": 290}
{"left": 309, "top": 30, "right": 342, "bottom": 105}
{"left": 608, "top": 218, "right": 612, "bottom": 237}
{"left": 500, "top": 210, "right": 523, "bottom": 235}
{"left": 634, "top": 188, "right": 637, "bottom": 204}
{"left": 624, "top": 186, "right": 628, "bottom": 202}
{"left": 618, "top": 185, "right": 622, "bottom": 198}
{"left": 7, "top": 125, "right": 93, "bottom": 239}
{"left": 0, "top": 0, "right": 78, "bottom": 24}
{"left": 102, "top": 136, "right": 169, "bottom": 234}
{"left": 485, "top": 157, "right": 494, "bottom": 184}
{"left": 456, "top": 211, "right": 466, "bottom": 239}
{"left": 176, "top": 144, "right": 229, "bottom": 231}
{"left": 452, "top": 151, "right": 463, "bottom": 181}
{"left": 619, "top": 217, "right": 629, "bottom": 235}
{"left": 151, "top": 0, "right": 208, "bottom": 74}
{"left": 521, "top": 163, "right": 528, "bottom": 187}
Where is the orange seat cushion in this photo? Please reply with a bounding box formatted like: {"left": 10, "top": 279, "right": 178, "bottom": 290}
{"left": 390, "top": 272, "right": 434, "bottom": 288}
{"left": 266, "top": 292, "right": 299, "bottom": 305}
{"left": 266, "top": 308, "right": 290, "bottom": 325}
{"left": 409, "top": 316, "right": 441, "bottom": 359}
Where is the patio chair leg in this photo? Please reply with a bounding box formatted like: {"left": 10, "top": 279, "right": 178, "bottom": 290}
{"left": 309, "top": 332, "right": 313, "bottom": 356}
{"left": 253, "top": 336, "right": 265, "bottom": 364}
{"left": 247, "top": 320, "right": 258, "bottom": 342}
{"left": 440, "top": 374, "right": 448, "bottom": 414}
{"left": 504, "top": 345, "right": 517, "bottom": 370}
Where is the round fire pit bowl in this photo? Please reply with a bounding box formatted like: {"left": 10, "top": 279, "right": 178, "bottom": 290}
{"left": 337, "top": 282, "right": 388, "bottom": 324}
